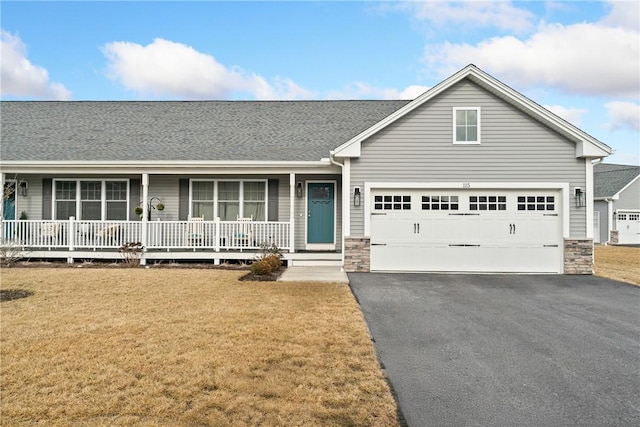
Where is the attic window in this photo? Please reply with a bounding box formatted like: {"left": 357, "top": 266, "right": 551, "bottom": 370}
{"left": 453, "top": 107, "right": 481, "bottom": 144}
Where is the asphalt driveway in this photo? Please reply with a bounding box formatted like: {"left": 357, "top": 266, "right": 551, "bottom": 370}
{"left": 349, "top": 274, "right": 640, "bottom": 427}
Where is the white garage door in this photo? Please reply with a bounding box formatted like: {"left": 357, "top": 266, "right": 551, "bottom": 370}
{"left": 616, "top": 211, "right": 640, "bottom": 244}
{"left": 370, "top": 189, "right": 563, "bottom": 273}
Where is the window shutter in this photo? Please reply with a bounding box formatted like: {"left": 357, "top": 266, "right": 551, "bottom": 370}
{"left": 179, "top": 179, "right": 189, "bottom": 220}
{"left": 129, "top": 179, "right": 141, "bottom": 221}
{"left": 42, "top": 179, "right": 53, "bottom": 220}
{"left": 268, "top": 179, "right": 279, "bottom": 221}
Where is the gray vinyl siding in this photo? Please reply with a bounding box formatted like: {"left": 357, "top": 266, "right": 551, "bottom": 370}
{"left": 614, "top": 177, "right": 640, "bottom": 211}
{"left": 594, "top": 200, "right": 610, "bottom": 243}
{"left": 350, "top": 79, "right": 587, "bottom": 238}
{"left": 10, "top": 174, "right": 43, "bottom": 220}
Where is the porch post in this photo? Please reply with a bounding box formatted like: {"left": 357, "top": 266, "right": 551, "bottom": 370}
{"left": 289, "top": 173, "right": 295, "bottom": 253}
{"left": 67, "top": 216, "right": 75, "bottom": 264}
{"left": 0, "top": 173, "right": 4, "bottom": 220}
{"left": 141, "top": 173, "right": 149, "bottom": 265}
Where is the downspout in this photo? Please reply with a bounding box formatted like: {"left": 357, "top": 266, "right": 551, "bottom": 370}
{"left": 329, "top": 151, "right": 346, "bottom": 268}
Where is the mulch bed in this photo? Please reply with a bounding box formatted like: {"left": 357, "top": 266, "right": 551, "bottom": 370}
{"left": 0, "top": 289, "right": 34, "bottom": 302}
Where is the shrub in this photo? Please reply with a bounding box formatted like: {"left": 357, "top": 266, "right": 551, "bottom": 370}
{"left": 250, "top": 259, "right": 273, "bottom": 276}
{"left": 263, "top": 254, "right": 281, "bottom": 271}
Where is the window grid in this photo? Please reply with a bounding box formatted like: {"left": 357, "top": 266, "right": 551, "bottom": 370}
{"left": 470, "top": 195, "right": 506, "bottom": 211}
{"left": 191, "top": 180, "right": 267, "bottom": 221}
{"left": 517, "top": 196, "right": 555, "bottom": 211}
{"left": 422, "top": 195, "right": 459, "bottom": 211}
{"left": 629, "top": 214, "right": 639, "bottom": 221}
{"left": 374, "top": 195, "right": 411, "bottom": 211}
{"left": 54, "top": 180, "right": 128, "bottom": 221}
{"left": 453, "top": 107, "right": 480, "bottom": 144}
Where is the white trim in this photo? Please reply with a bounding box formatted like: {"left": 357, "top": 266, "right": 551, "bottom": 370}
{"left": 333, "top": 65, "right": 612, "bottom": 159}
{"left": 289, "top": 174, "right": 296, "bottom": 253}
{"left": 607, "top": 200, "right": 614, "bottom": 243}
{"left": 452, "top": 107, "right": 481, "bottom": 145}
{"left": 585, "top": 160, "right": 594, "bottom": 238}
{"left": 0, "top": 160, "right": 339, "bottom": 176}
{"left": 343, "top": 158, "right": 351, "bottom": 237}
{"left": 305, "top": 180, "right": 337, "bottom": 250}
{"left": 364, "top": 182, "right": 570, "bottom": 238}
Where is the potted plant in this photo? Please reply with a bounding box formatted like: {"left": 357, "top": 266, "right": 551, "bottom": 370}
{"left": 134, "top": 206, "right": 143, "bottom": 216}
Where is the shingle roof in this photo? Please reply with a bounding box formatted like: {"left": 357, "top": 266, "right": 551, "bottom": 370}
{"left": 0, "top": 100, "right": 409, "bottom": 162}
{"left": 594, "top": 163, "right": 640, "bottom": 198}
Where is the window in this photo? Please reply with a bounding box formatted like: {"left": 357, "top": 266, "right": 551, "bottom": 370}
{"left": 422, "top": 195, "right": 459, "bottom": 211}
{"left": 55, "top": 181, "right": 77, "bottom": 220}
{"left": 453, "top": 107, "right": 481, "bottom": 144}
{"left": 629, "top": 214, "right": 639, "bottom": 221}
{"left": 374, "top": 195, "right": 411, "bottom": 211}
{"left": 54, "top": 180, "right": 129, "bottom": 220}
{"left": 190, "top": 180, "right": 266, "bottom": 221}
{"left": 106, "top": 181, "right": 128, "bottom": 220}
{"left": 517, "top": 196, "right": 555, "bottom": 211}
{"left": 192, "top": 181, "right": 215, "bottom": 220}
{"left": 470, "top": 195, "right": 506, "bottom": 211}
{"left": 218, "top": 181, "right": 240, "bottom": 221}
{"left": 618, "top": 213, "right": 627, "bottom": 221}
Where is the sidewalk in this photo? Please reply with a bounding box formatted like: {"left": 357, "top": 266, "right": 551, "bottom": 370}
{"left": 277, "top": 266, "right": 349, "bottom": 283}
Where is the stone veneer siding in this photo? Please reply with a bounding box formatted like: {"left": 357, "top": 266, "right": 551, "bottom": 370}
{"left": 564, "top": 239, "right": 594, "bottom": 275}
{"left": 344, "top": 237, "right": 370, "bottom": 272}
{"left": 610, "top": 230, "right": 619, "bottom": 245}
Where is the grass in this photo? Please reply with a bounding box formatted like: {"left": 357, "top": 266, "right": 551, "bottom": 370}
{"left": 0, "top": 269, "right": 399, "bottom": 427}
{"left": 594, "top": 245, "right": 640, "bottom": 286}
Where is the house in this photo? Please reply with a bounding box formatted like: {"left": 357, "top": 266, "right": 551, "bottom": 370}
{"left": 0, "top": 65, "right": 612, "bottom": 273}
{"left": 594, "top": 163, "right": 640, "bottom": 245}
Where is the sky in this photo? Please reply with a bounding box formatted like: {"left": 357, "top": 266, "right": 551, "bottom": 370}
{"left": 1, "top": 1, "right": 639, "bottom": 165}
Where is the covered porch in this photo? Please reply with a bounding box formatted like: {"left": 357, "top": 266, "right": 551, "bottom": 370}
{"left": 1, "top": 218, "right": 341, "bottom": 266}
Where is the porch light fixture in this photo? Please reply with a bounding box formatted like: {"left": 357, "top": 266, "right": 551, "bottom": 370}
{"left": 296, "top": 182, "right": 303, "bottom": 198}
{"left": 574, "top": 187, "right": 585, "bottom": 208}
{"left": 18, "top": 180, "right": 28, "bottom": 197}
{"left": 353, "top": 186, "right": 361, "bottom": 207}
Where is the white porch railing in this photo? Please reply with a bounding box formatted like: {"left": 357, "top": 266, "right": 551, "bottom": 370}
{"left": 1, "top": 218, "right": 291, "bottom": 252}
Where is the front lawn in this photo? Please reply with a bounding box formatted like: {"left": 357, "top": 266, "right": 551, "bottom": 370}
{"left": 594, "top": 245, "right": 640, "bottom": 286}
{"left": 0, "top": 269, "right": 399, "bottom": 426}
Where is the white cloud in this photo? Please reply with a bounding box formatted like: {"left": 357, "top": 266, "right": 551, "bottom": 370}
{"left": 605, "top": 101, "right": 640, "bottom": 131}
{"left": 601, "top": 0, "right": 639, "bottom": 31}
{"left": 398, "top": 0, "right": 535, "bottom": 33}
{"left": 102, "top": 38, "right": 313, "bottom": 100}
{"left": 543, "top": 104, "right": 588, "bottom": 126}
{"left": 326, "top": 82, "right": 429, "bottom": 100}
{"left": 0, "top": 30, "right": 71, "bottom": 100}
{"left": 425, "top": 21, "right": 639, "bottom": 98}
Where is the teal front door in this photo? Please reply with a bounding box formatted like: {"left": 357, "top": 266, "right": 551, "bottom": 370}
{"left": 307, "top": 182, "right": 335, "bottom": 245}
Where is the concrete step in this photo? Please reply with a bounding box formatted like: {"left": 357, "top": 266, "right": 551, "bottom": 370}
{"left": 290, "top": 259, "right": 342, "bottom": 267}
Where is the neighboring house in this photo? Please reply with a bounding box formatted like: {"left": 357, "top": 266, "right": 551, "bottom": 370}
{"left": 594, "top": 163, "right": 640, "bottom": 245}
{"left": 0, "top": 65, "right": 612, "bottom": 273}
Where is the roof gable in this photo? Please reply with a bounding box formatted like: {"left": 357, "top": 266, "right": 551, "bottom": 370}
{"left": 594, "top": 163, "right": 640, "bottom": 198}
{"left": 333, "top": 64, "right": 612, "bottom": 159}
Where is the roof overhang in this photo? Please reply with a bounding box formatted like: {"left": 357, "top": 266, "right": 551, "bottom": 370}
{"left": 333, "top": 64, "right": 613, "bottom": 160}
{"left": 0, "top": 160, "right": 340, "bottom": 175}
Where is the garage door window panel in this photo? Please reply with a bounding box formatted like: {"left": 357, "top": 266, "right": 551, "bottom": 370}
{"left": 422, "top": 196, "right": 459, "bottom": 211}
{"left": 469, "top": 196, "right": 506, "bottom": 211}
{"left": 374, "top": 195, "right": 411, "bottom": 211}
{"left": 517, "top": 196, "right": 555, "bottom": 211}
